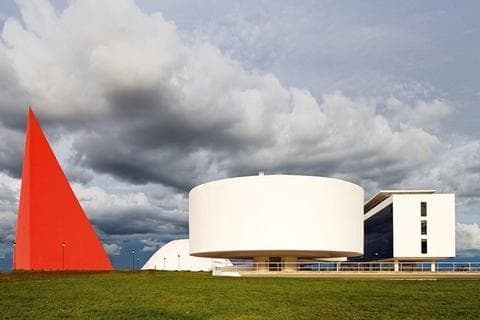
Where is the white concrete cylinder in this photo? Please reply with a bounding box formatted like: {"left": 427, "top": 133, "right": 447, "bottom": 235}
{"left": 189, "top": 175, "right": 364, "bottom": 259}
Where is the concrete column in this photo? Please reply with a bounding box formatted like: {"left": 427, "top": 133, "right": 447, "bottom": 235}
{"left": 283, "top": 256, "right": 298, "bottom": 272}
{"left": 394, "top": 260, "right": 399, "bottom": 272}
{"left": 431, "top": 261, "right": 436, "bottom": 272}
{"left": 254, "top": 256, "right": 268, "bottom": 272}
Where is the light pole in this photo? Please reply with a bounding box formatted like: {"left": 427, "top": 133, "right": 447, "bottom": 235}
{"left": 137, "top": 258, "right": 140, "bottom": 270}
{"left": 177, "top": 254, "right": 180, "bottom": 270}
{"left": 132, "top": 250, "right": 136, "bottom": 271}
{"left": 163, "top": 257, "right": 166, "bottom": 269}
{"left": 62, "top": 242, "right": 66, "bottom": 271}
{"left": 12, "top": 241, "right": 16, "bottom": 271}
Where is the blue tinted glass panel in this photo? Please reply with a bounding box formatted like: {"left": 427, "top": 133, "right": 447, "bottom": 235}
{"left": 350, "top": 203, "right": 393, "bottom": 261}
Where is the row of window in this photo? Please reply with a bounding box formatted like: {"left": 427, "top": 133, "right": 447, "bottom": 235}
{"left": 421, "top": 202, "right": 427, "bottom": 253}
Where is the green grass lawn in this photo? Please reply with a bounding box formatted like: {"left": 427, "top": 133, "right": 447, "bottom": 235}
{"left": 0, "top": 271, "right": 478, "bottom": 319}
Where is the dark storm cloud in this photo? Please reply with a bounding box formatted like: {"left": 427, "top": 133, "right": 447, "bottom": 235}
{"left": 104, "top": 84, "right": 270, "bottom": 150}
{"left": 71, "top": 180, "right": 188, "bottom": 247}
{"left": 73, "top": 130, "right": 220, "bottom": 190}
{"left": 0, "top": 126, "right": 23, "bottom": 178}
{"left": 0, "top": 48, "right": 30, "bottom": 131}
{"left": 92, "top": 207, "right": 187, "bottom": 236}
{"left": 72, "top": 90, "right": 443, "bottom": 194}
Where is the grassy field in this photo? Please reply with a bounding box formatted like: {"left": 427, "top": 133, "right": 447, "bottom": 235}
{"left": 0, "top": 271, "right": 479, "bottom": 319}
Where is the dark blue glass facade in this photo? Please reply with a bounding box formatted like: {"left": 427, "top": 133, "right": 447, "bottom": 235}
{"left": 350, "top": 203, "right": 393, "bottom": 261}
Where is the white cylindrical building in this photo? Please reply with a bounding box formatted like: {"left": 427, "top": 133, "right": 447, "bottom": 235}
{"left": 189, "top": 175, "right": 364, "bottom": 265}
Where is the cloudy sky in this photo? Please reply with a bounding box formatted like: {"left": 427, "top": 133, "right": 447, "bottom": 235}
{"left": 1, "top": 0, "right": 480, "bottom": 269}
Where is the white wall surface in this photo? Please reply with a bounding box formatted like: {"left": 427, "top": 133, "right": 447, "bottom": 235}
{"left": 393, "top": 194, "right": 455, "bottom": 259}
{"left": 189, "top": 175, "right": 364, "bottom": 258}
{"left": 141, "top": 239, "right": 232, "bottom": 271}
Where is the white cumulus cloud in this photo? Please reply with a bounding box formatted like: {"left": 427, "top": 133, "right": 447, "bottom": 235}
{"left": 103, "top": 243, "right": 121, "bottom": 256}
{"left": 456, "top": 223, "right": 480, "bottom": 251}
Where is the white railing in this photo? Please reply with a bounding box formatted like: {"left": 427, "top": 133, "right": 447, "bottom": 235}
{"left": 212, "top": 261, "right": 480, "bottom": 276}
{"left": 436, "top": 262, "right": 480, "bottom": 272}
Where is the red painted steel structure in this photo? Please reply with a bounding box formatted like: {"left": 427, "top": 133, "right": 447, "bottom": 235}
{"left": 14, "top": 108, "right": 113, "bottom": 270}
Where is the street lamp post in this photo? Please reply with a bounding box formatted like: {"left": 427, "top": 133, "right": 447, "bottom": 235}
{"left": 137, "top": 258, "right": 140, "bottom": 270}
{"left": 12, "top": 241, "right": 16, "bottom": 271}
{"left": 177, "top": 254, "right": 180, "bottom": 270}
{"left": 132, "top": 250, "right": 136, "bottom": 271}
{"left": 62, "top": 242, "right": 66, "bottom": 271}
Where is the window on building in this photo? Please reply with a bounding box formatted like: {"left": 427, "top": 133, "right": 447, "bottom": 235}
{"left": 269, "top": 257, "right": 282, "bottom": 272}
{"left": 421, "top": 202, "right": 427, "bottom": 216}
{"left": 421, "top": 239, "right": 427, "bottom": 254}
{"left": 421, "top": 220, "right": 427, "bottom": 235}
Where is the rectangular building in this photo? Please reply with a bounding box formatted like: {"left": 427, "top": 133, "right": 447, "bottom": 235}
{"left": 356, "top": 190, "right": 455, "bottom": 265}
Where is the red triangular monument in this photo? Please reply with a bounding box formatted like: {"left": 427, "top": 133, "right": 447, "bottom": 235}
{"left": 14, "top": 107, "right": 113, "bottom": 270}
